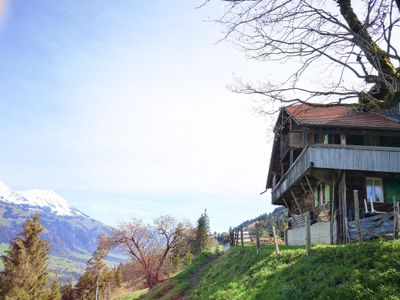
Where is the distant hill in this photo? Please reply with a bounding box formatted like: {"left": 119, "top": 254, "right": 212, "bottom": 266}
{"left": 0, "top": 180, "right": 125, "bottom": 282}
{"left": 237, "top": 206, "right": 288, "bottom": 231}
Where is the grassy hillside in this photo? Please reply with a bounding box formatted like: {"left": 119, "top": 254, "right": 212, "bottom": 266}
{"left": 132, "top": 240, "right": 400, "bottom": 300}
{"left": 114, "top": 253, "right": 212, "bottom": 300}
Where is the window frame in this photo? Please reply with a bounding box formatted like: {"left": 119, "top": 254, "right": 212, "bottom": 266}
{"left": 366, "top": 177, "right": 384, "bottom": 203}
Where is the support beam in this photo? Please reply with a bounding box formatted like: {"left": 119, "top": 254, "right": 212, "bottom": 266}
{"left": 282, "top": 196, "right": 290, "bottom": 210}
{"left": 300, "top": 180, "right": 313, "bottom": 208}
{"left": 339, "top": 172, "right": 348, "bottom": 243}
{"left": 330, "top": 181, "right": 336, "bottom": 245}
{"left": 353, "top": 190, "right": 361, "bottom": 242}
{"left": 290, "top": 190, "right": 303, "bottom": 214}
{"left": 290, "top": 149, "right": 294, "bottom": 165}
{"left": 304, "top": 212, "right": 311, "bottom": 255}
{"left": 305, "top": 175, "right": 314, "bottom": 195}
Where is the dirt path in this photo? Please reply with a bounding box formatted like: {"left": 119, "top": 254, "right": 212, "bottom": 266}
{"left": 177, "top": 254, "right": 215, "bottom": 300}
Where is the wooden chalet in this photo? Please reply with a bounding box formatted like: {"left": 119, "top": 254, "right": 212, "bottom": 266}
{"left": 266, "top": 103, "right": 400, "bottom": 245}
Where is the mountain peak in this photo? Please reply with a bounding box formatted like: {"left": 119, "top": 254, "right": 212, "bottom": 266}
{"left": 0, "top": 180, "right": 28, "bottom": 205}
{"left": 0, "top": 180, "right": 12, "bottom": 194}
{"left": 16, "top": 189, "right": 83, "bottom": 217}
{"left": 0, "top": 180, "right": 84, "bottom": 217}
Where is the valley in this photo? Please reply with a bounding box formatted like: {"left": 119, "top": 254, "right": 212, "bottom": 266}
{"left": 0, "top": 180, "right": 126, "bottom": 282}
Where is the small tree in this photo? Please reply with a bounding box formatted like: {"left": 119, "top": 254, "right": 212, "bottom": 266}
{"left": 47, "top": 277, "right": 62, "bottom": 300}
{"left": 61, "top": 279, "right": 75, "bottom": 300}
{"left": 0, "top": 215, "right": 50, "bottom": 299}
{"left": 194, "top": 210, "right": 211, "bottom": 255}
{"left": 74, "top": 235, "right": 113, "bottom": 300}
{"left": 115, "top": 263, "right": 124, "bottom": 288}
{"left": 169, "top": 222, "right": 196, "bottom": 269}
{"left": 110, "top": 215, "right": 189, "bottom": 287}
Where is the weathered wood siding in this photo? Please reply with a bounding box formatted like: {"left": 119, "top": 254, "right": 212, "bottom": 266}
{"left": 272, "top": 144, "right": 400, "bottom": 203}
{"left": 310, "top": 145, "right": 400, "bottom": 172}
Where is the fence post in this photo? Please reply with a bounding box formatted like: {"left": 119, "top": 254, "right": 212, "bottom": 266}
{"left": 240, "top": 227, "right": 244, "bottom": 247}
{"left": 304, "top": 212, "right": 311, "bottom": 256}
{"left": 230, "top": 229, "right": 235, "bottom": 246}
{"left": 397, "top": 202, "right": 400, "bottom": 238}
{"left": 271, "top": 217, "right": 280, "bottom": 256}
{"left": 394, "top": 198, "right": 398, "bottom": 240}
{"left": 256, "top": 232, "right": 260, "bottom": 255}
{"left": 353, "top": 190, "right": 361, "bottom": 242}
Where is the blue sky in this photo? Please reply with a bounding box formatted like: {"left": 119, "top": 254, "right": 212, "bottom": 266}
{"left": 0, "top": 0, "right": 278, "bottom": 232}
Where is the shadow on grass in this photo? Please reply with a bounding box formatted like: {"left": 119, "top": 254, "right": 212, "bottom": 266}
{"left": 140, "top": 252, "right": 213, "bottom": 300}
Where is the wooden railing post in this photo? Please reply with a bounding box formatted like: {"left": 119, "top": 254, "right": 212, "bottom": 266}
{"left": 353, "top": 190, "right": 361, "bottom": 242}
{"left": 304, "top": 212, "right": 311, "bottom": 256}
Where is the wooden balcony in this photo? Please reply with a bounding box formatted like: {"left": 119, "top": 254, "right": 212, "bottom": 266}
{"left": 271, "top": 144, "right": 400, "bottom": 204}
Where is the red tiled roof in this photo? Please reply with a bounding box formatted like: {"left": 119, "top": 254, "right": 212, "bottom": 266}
{"left": 284, "top": 104, "right": 400, "bottom": 130}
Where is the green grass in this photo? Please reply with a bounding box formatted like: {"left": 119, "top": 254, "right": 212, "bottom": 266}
{"left": 48, "top": 255, "right": 83, "bottom": 273}
{"left": 191, "top": 241, "right": 400, "bottom": 300}
{"left": 134, "top": 240, "right": 400, "bottom": 300}
{"left": 116, "top": 289, "right": 149, "bottom": 300}
{"left": 138, "top": 252, "right": 212, "bottom": 300}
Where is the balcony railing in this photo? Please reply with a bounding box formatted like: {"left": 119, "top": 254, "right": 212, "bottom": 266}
{"left": 272, "top": 144, "right": 400, "bottom": 203}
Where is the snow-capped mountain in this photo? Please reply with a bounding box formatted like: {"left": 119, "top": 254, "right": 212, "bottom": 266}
{"left": 17, "top": 189, "right": 84, "bottom": 217}
{"left": 0, "top": 180, "right": 106, "bottom": 254}
{"left": 0, "top": 179, "right": 121, "bottom": 281}
{"left": 0, "top": 180, "right": 28, "bottom": 205}
{"left": 0, "top": 180, "right": 84, "bottom": 217}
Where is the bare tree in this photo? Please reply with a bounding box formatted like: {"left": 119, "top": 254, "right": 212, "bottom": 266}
{"left": 207, "top": 0, "right": 400, "bottom": 111}
{"left": 110, "top": 215, "right": 189, "bottom": 287}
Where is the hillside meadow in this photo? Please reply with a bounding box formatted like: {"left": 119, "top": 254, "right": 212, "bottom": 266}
{"left": 121, "top": 240, "right": 400, "bottom": 300}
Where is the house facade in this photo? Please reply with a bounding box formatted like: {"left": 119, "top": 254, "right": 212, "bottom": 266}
{"left": 266, "top": 104, "right": 400, "bottom": 245}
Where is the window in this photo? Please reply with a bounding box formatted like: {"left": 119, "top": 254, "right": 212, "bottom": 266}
{"left": 313, "top": 183, "right": 331, "bottom": 207}
{"left": 347, "top": 134, "right": 363, "bottom": 145}
{"left": 313, "top": 188, "right": 319, "bottom": 207}
{"left": 363, "top": 135, "right": 379, "bottom": 146}
{"left": 323, "top": 134, "right": 340, "bottom": 145}
{"left": 324, "top": 184, "right": 331, "bottom": 204}
{"left": 366, "top": 178, "right": 383, "bottom": 202}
